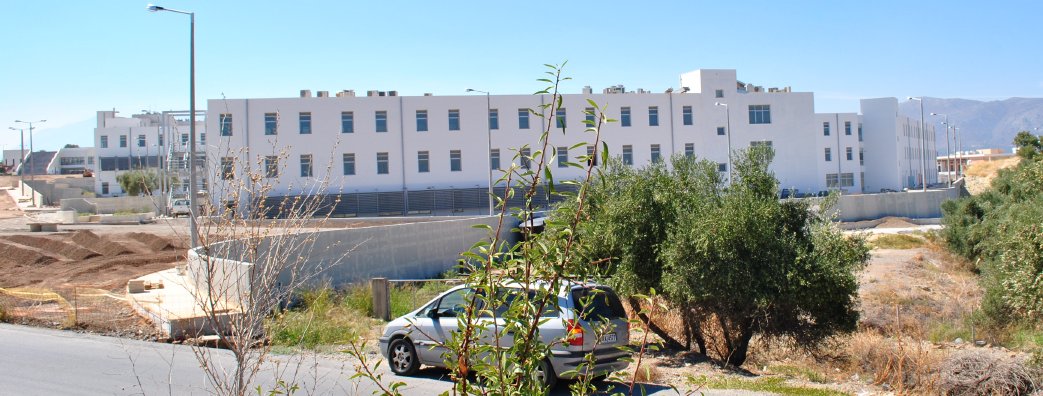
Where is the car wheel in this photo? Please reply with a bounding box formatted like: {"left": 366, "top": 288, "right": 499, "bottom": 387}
{"left": 388, "top": 338, "right": 420, "bottom": 376}
{"left": 534, "top": 358, "right": 558, "bottom": 389}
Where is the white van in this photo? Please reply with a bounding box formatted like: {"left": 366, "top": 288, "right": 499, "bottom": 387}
{"left": 170, "top": 199, "right": 191, "bottom": 217}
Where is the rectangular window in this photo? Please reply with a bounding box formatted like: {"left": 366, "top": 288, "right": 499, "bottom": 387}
{"left": 300, "top": 154, "right": 313, "bottom": 177}
{"left": 651, "top": 144, "right": 661, "bottom": 163}
{"left": 556, "top": 108, "right": 566, "bottom": 128}
{"left": 375, "top": 111, "right": 388, "bottom": 133}
{"left": 846, "top": 147, "right": 853, "bottom": 161}
{"left": 748, "top": 105, "right": 771, "bottom": 124}
{"left": 685, "top": 143, "right": 695, "bottom": 158}
{"left": 299, "top": 112, "right": 311, "bottom": 134}
{"left": 621, "top": 107, "right": 631, "bottom": 127}
{"left": 376, "top": 152, "right": 389, "bottom": 174}
{"left": 715, "top": 89, "right": 724, "bottom": 98}
{"left": 557, "top": 146, "right": 568, "bottom": 168}
{"left": 718, "top": 163, "right": 727, "bottom": 172}
{"left": 648, "top": 106, "right": 659, "bottom": 126}
{"left": 717, "top": 126, "right": 726, "bottom": 136}
{"left": 586, "top": 145, "right": 598, "bottom": 166}
{"left": 823, "top": 121, "right": 830, "bottom": 136}
{"left": 585, "top": 107, "right": 596, "bottom": 127}
{"left": 520, "top": 148, "right": 531, "bottom": 170}
{"left": 622, "top": 145, "right": 633, "bottom": 165}
{"left": 158, "top": 133, "right": 164, "bottom": 146}
{"left": 448, "top": 109, "right": 460, "bottom": 131}
{"left": 264, "top": 156, "right": 278, "bottom": 178}
{"left": 841, "top": 173, "right": 855, "bottom": 187}
{"left": 450, "top": 150, "right": 462, "bottom": 171}
{"left": 221, "top": 157, "right": 234, "bottom": 180}
{"left": 490, "top": 149, "right": 500, "bottom": 170}
{"left": 119, "top": 135, "right": 127, "bottom": 148}
{"left": 100, "top": 135, "right": 108, "bottom": 148}
{"left": 826, "top": 173, "right": 839, "bottom": 188}
{"left": 88, "top": 156, "right": 94, "bottom": 165}
{"left": 682, "top": 106, "right": 693, "bottom": 126}
{"left": 417, "top": 151, "right": 429, "bottom": 173}
{"left": 824, "top": 148, "right": 832, "bottom": 162}
{"left": 219, "top": 113, "right": 233, "bottom": 136}
{"left": 416, "top": 110, "right": 428, "bottom": 132}
{"left": 489, "top": 109, "right": 499, "bottom": 130}
{"left": 200, "top": 133, "right": 206, "bottom": 146}
{"left": 845, "top": 121, "right": 852, "bottom": 136}
{"left": 180, "top": 133, "right": 188, "bottom": 146}
{"left": 101, "top": 182, "right": 109, "bottom": 195}
{"left": 137, "top": 134, "right": 146, "bottom": 147}
{"left": 750, "top": 140, "right": 773, "bottom": 148}
{"left": 859, "top": 148, "right": 865, "bottom": 166}
{"left": 342, "top": 153, "right": 356, "bottom": 175}
{"left": 858, "top": 123, "right": 863, "bottom": 141}
{"left": 518, "top": 109, "right": 530, "bottom": 129}
{"left": 341, "top": 111, "right": 354, "bottom": 133}
{"left": 265, "top": 113, "right": 278, "bottom": 135}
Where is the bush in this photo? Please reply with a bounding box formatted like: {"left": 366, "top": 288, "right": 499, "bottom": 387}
{"left": 870, "top": 234, "right": 925, "bottom": 249}
{"left": 938, "top": 348, "right": 1039, "bottom": 395}
{"left": 269, "top": 288, "right": 375, "bottom": 349}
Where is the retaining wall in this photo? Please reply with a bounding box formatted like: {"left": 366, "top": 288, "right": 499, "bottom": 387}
{"left": 833, "top": 180, "right": 963, "bottom": 222}
{"left": 60, "top": 195, "right": 166, "bottom": 214}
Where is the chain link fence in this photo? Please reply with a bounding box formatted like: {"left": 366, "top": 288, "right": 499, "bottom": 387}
{"left": 0, "top": 286, "right": 134, "bottom": 331}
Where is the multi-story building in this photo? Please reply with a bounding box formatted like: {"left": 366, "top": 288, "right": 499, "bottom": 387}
{"left": 93, "top": 110, "right": 205, "bottom": 198}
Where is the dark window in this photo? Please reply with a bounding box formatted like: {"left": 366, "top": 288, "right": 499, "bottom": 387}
{"left": 343, "top": 153, "right": 355, "bottom": 175}
{"left": 490, "top": 149, "right": 500, "bottom": 170}
{"left": 682, "top": 106, "right": 693, "bottom": 126}
{"left": 489, "top": 109, "right": 499, "bottom": 130}
{"left": 221, "top": 157, "right": 234, "bottom": 180}
{"left": 823, "top": 122, "right": 830, "bottom": 136}
{"left": 448, "top": 109, "right": 460, "bottom": 131}
{"left": 450, "top": 150, "right": 462, "bottom": 172}
{"left": 341, "top": 111, "right": 354, "bottom": 133}
{"left": 300, "top": 154, "right": 313, "bottom": 177}
{"left": 748, "top": 105, "right": 771, "bottom": 124}
{"left": 220, "top": 113, "right": 233, "bottom": 136}
{"left": 264, "top": 156, "right": 278, "bottom": 178}
{"left": 518, "top": 109, "right": 530, "bottom": 129}
{"left": 417, "top": 151, "right": 429, "bottom": 173}
{"left": 685, "top": 143, "right": 694, "bottom": 158}
{"left": 416, "top": 110, "right": 428, "bottom": 132}
{"left": 717, "top": 127, "right": 726, "bottom": 136}
{"left": 520, "top": 148, "right": 531, "bottom": 170}
{"left": 648, "top": 106, "right": 659, "bottom": 126}
{"left": 299, "top": 112, "right": 312, "bottom": 134}
{"left": 375, "top": 111, "right": 388, "bottom": 133}
{"left": 377, "top": 152, "right": 389, "bottom": 174}
{"left": 265, "top": 113, "right": 278, "bottom": 135}
{"left": 621, "top": 107, "right": 631, "bottom": 127}
{"left": 557, "top": 146, "right": 568, "bottom": 168}
{"left": 845, "top": 121, "right": 852, "bottom": 136}
{"left": 622, "top": 145, "right": 633, "bottom": 165}
{"left": 555, "top": 108, "right": 566, "bottom": 128}
{"left": 119, "top": 135, "right": 127, "bottom": 148}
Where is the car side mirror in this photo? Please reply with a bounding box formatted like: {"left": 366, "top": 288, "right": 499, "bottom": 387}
{"left": 426, "top": 309, "right": 439, "bottom": 319}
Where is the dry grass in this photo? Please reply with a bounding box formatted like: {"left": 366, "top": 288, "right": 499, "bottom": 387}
{"left": 938, "top": 348, "right": 1039, "bottom": 395}
{"left": 846, "top": 329, "right": 944, "bottom": 393}
{"left": 965, "top": 156, "right": 1021, "bottom": 177}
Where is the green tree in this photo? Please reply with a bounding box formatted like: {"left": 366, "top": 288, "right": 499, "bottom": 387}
{"left": 1013, "top": 130, "right": 1041, "bottom": 160}
{"left": 115, "top": 169, "right": 159, "bottom": 196}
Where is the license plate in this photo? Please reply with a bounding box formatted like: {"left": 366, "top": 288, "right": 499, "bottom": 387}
{"left": 602, "top": 333, "right": 617, "bottom": 344}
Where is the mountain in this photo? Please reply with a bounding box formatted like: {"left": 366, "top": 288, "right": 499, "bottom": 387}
{"left": 898, "top": 98, "right": 1043, "bottom": 152}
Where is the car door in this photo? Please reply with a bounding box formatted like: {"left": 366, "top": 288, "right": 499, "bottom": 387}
{"left": 413, "top": 288, "right": 474, "bottom": 366}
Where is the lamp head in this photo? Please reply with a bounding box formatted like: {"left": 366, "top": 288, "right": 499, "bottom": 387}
{"left": 715, "top": 102, "right": 726, "bottom": 107}
{"left": 466, "top": 89, "right": 475, "bottom": 92}
{"left": 147, "top": 4, "right": 161, "bottom": 12}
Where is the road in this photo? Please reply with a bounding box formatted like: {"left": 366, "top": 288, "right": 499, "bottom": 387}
{"left": 0, "top": 324, "right": 696, "bottom": 395}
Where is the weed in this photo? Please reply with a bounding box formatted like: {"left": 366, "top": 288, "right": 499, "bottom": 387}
{"left": 869, "top": 234, "right": 925, "bottom": 249}
{"left": 269, "top": 288, "right": 377, "bottom": 349}
{"left": 687, "top": 375, "right": 847, "bottom": 396}
{"left": 768, "top": 364, "right": 829, "bottom": 383}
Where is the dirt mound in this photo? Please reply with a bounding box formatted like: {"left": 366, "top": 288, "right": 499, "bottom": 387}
{"left": 3, "top": 235, "right": 101, "bottom": 261}
{"left": 128, "top": 232, "right": 180, "bottom": 251}
{"left": 70, "top": 230, "right": 133, "bottom": 256}
{"left": 0, "top": 240, "right": 58, "bottom": 267}
{"left": 874, "top": 217, "right": 919, "bottom": 229}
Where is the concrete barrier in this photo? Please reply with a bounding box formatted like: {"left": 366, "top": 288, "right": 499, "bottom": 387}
{"left": 833, "top": 181, "right": 962, "bottom": 222}
{"left": 60, "top": 196, "right": 166, "bottom": 215}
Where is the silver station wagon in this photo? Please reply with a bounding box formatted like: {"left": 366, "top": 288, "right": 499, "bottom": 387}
{"left": 378, "top": 281, "right": 630, "bottom": 388}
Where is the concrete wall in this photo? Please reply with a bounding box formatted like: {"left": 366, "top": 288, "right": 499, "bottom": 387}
{"left": 60, "top": 195, "right": 165, "bottom": 214}
{"left": 25, "top": 177, "right": 95, "bottom": 205}
{"left": 834, "top": 180, "right": 962, "bottom": 222}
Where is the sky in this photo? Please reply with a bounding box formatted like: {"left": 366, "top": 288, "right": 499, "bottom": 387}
{"left": 2, "top": 1, "right": 1042, "bottom": 151}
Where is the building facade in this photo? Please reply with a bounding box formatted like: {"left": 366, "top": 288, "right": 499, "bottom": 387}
{"left": 92, "top": 110, "right": 205, "bottom": 198}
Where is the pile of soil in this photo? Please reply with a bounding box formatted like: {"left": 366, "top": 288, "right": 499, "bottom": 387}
{"left": 70, "top": 230, "right": 133, "bottom": 256}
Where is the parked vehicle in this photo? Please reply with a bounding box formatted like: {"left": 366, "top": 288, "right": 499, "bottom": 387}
{"left": 378, "top": 281, "right": 630, "bottom": 388}
{"left": 169, "top": 198, "right": 191, "bottom": 217}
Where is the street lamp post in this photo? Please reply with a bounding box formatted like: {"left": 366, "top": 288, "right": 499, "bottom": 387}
{"left": 466, "top": 88, "right": 494, "bottom": 216}
{"left": 7, "top": 127, "right": 25, "bottom": 197}
{"left": 954, "top": 124, "right": 962, "bottom": 179}
{"left": 907, "top": 97, "right": 928, "bottom": 191}
{"left": 148, "top": 3, "right": 198, "bottom": 248}
{"left": 15, "top": 119, "right": 45, "bottom": 206}
{"left": 714, "top": 102, "right": 733, "bottom": 185}
{"left": 930, "top": 112, "right": 952, "bottom": 187}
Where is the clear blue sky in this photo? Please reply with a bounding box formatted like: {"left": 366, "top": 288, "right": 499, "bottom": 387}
{"left": 3, "top": 0, "right": 1041, "bottom": 151}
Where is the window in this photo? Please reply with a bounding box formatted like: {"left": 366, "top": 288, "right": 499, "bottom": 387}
{"left": 520, "top": 148, "right": 531, "bottom": 170}
{"left": 100, "top": 135, "right": 108, "bottom": 148}
{"left": 682, "top": 106, "right": 693, "bottom": 126}
{"left": 557, "top": 146, "right": 568, "bottom": 168}
{"left": 822, "top": 122, "right": 830, "bottom": 136}
{"left": 824, "top": 148, "right": 832, "bottom": 162}
{"left": 859, "top": 148, "right": 865, "bottom": 166}
{"left": 200, "top": 133, "right": 206, "bottom": 146}
{"left": 586, "top": 145, "right": 598, "bottom": 166}
{"left": 489, "top": 109, "right": 499, "bottom": 130}
{"left": 300, "top": 154, "right": 313, "bottom": 177}
{"left": 450, "top": 150, "right": 462, "bottom": 171}
{"left": 621, "top": 107, "right": 631, "bottom": 127}
{"left": 518, "top": 109, "right": 530, "bottom": 129}
{"left": 181, "top": 133, "right": 188, "bottom": 145}
{"left": 299, "top": 112, "right": 311, "bottom": 134}
{"left": 88, "top": 157, "right": 94, "bottom": 165}
{"left": 748, "top": 105, "right": 771, "bottom": 124}
{"left": 715, "top": 89, "right": 724, "bottom": 98}
{"left": 137, "top": 135, "right": 146, "bottom": 147}
{"left": 101, "top": 182, "right": 109, "bottom": 195}
{"left": 648, "top": 106, "right": 659, "bottom": 126}
{"left": 718, "top": 163, "right": 727, "bottom": 172}
{"left": 846, "top": 147, "right": 853, "bottom": 161}
{"left": 158, "top": 134, "right": 164, "bottom": 146}
{"left": 417, "top": 151, "right": 429, "bottom": 173}
{"left": 219, "top": 113, "right": 233, "bottom": 136}
{"left": 750, "top": 140, "right": 773, "bottom": 148}
{"left": 841, "top": 173, "right": 855, "bottom": 187}
{"left": 342, "top": 153, "right": 356, "bottom": 175}
{"left": 717, "top": 126, "right": 726, "bottom": 136}
{"left": 376, "top": 152, "right": 389, "bottom": 174}
{"left": 858, "top": 123, "right": 863, "bottom": 142}
{"left": 416, "top": 110, "right": 428, "bottom": 132}
{"left": 826, "top": 173, "right": 839, "bottom": 188}
{"left": 685, "top": 143, "right": 695, "bottom": 158}
{"left": 119, "top": 135, "right": 127, "bottom": 148}
{"left": 585, "top": 107, "right": 596, "bottom": 127}
{"left": 490, "top": 149, "right": 500, "bottom": 170}
{"left": 844, "top": 121, "right": 852, "bottom": 136}
{"left": 375, "top": 111, "right": 388, "bottom": 133}
{"left": 341, "top": 111, "right": 354, "bottom": 133}
{"left": 221, "top": 157, "right": 234, "bottom": 180}
{"left": 622, "top": 145, "right": 633, "bottom": 165}
{"left": 264, "top": 156, "right": 279, "bottom": 178}
{"left": 448, "top": 109, "right": 460, "bottom": 131}
{"left": 651, "top": 144, "right": 661, "bottom": 163}
{"left": 265, "top": 113, "right": 278, "bottom": 135}
{"left": 556, "top": 108, "right": 566, "bottom": 128}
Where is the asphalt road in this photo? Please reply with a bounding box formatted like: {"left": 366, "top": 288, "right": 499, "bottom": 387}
{"left": 0, "top": 324, "right": 691, "bottom": 395}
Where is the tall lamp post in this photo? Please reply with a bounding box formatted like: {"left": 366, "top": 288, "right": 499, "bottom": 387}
{"left": 7, "top": 127, "right": 25, "bottom": 197}
{"left": 930, "top": 112, "right": 952, "bottom": 187}
{"left": 907, "top": 97, "right": 928, "bottom": 191}
{"left": 714, "top": 102, "right": 733, "bottom": 185}
{"left": 466, "top": 88, "right": 494, "bottom": 216}
{"left": 148, "top": 3, "right": 198, "bottom": 248}
{"left": 15, "top": 119, "right": 45, "bottom": 206}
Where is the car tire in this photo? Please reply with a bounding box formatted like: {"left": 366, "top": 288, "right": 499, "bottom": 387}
{"left": 534, "top": 358, "right": 558, "bottom": 389}
{"left": 388, "top": 338, "right": 420, "bottom": 376}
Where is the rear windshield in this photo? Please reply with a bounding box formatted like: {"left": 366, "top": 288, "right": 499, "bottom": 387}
{"left": 570, "top": 286, "right": 626, "bottom": 321}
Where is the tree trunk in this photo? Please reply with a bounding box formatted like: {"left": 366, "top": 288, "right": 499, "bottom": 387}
{"left": 627, "top": 297, "right": 685, "bottom": 351}
{"left": 725, "top": 319, "right": 756, "bottom": 367}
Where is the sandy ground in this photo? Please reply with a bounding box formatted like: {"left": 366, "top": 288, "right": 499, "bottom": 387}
{"left": 963, "top": 156, "right": 1020, "bottom": 195}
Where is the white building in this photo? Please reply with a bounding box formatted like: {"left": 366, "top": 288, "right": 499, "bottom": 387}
{"left": 93, "top": 110, "right": 205, "bottom": 198}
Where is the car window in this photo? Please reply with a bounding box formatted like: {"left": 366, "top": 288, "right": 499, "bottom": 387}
{"left": 571, "top": 286, "right": 626, "bottom": 321}
{"left": 485, "top": 288, "right": 558, "bottom": 318}
{"left": 435, "top": 288, "right": 476, "bottom": 318}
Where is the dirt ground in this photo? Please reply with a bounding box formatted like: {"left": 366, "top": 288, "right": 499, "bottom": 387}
{"left": 963, "top": 156, "right": 1020, "bottom": 195}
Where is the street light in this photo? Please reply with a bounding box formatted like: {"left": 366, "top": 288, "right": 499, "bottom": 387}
{"left": 714, "top": 102, "right": 733, "bottom": 185}
{"left": 15, "top": 119, "right": 45, "bottom": 206}
{"left": 7, "top": 127, "right": 25, "bottom": 197}
{"left": 930, "top": 112, "right": 953, "bottom": 187}
{"left": 466, "top": 88, "right": 494, "bottom": 216}
{"left": 907, "top": 97, "right": 928, "bottom": 191}
{"left": 148, "top": 3, "right": 198, "bottom": 248}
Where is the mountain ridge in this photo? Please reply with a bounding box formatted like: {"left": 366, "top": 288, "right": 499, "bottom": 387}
{"left": 897, "top": 97, "right": 1043, "bottom": 152}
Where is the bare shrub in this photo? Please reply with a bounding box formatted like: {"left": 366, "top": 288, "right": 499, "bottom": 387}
{"left": 846, "top": 330, "right": 943, "bottom": 393}
{"left": 939, "top": 348, "right": 1039, "bottom": 396}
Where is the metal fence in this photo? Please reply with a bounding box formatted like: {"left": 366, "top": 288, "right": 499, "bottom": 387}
{"left": 370, "top": 278, "right": 462, "bottom": 321}
{"left": 0, "top": 286, "right": 132, "bottom": 331}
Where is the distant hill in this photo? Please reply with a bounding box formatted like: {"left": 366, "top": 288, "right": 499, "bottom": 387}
{"left": 898, "top": 98, "right": 1043, "bottom": 152}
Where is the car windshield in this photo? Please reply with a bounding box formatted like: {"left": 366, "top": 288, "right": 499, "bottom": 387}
{"left": 570, "top": 286, "right": 625, "bottom": 322}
